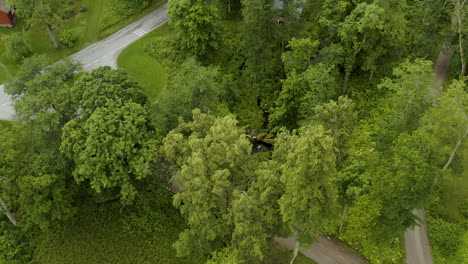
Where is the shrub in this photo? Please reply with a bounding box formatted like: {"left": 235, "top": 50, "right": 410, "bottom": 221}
{"left": 62, "top": 6, "right": 74, "bottom": 19}
{"left": 460, "top": 199, "right": 468, "bottom": 218}
{"left": 58, "top": 30, "right": 78, "bottom": 48}
{"left": 99, "top": 0, "right": 152, "bottom": 31}
{"left": 80, "top": 5, "right": 88, "bottom": 12}
{"left": 428, "top": 217, "right": 463, "bottom": 259}
{"left": 1, "top": 32, "right": 33, "bottom": 63}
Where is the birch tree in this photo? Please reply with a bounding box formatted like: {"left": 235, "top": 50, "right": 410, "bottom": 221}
{"left": 274, "top": 125, "right": 337, "bottom": 264}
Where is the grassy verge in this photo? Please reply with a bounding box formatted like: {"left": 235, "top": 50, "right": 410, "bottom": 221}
{"left": 0, "top": 0, "right": 165, "bottom": 84}
{"left": 33, "top": 190, "right": 204, "bottom": 264}
{"left": 31, "top": 188, "right": 317, "bottom": 264}
{"left": 118, "top": 23, "right": 175, "bottom": 99}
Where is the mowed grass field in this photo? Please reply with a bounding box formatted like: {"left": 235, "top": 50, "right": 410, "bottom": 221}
{"left": 118, "top": 23, "right": 175, "bottom": 99}
{"left": 0, "top": 0, "right": 165, "bottom": 84}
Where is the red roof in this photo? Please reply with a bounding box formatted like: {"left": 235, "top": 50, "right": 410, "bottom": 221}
{"left": 0, "top": 11, "right": 14, "bottom": 25}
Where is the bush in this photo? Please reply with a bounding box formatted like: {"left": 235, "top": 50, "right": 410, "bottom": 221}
{"left": 1, "top": 32, "right": 33, "bottom": 63}
{"left": 428, "top": 217, "right": 463, "bottom": 259}
{"left": 80, "top": 5, "right": 88, "bottom": 12}
{"left": 99, "top": 0, "right": 152, "bottom": 31}
{"left": 58, "top": 30, "right": 78, "bottom": 48}
{"left": 62, "top": 6, "right": 74, "bottom": 19}
{"left": 460, "top": 199, "right": 468, "bottom": 218}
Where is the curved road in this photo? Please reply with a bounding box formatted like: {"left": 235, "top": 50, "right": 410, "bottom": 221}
{"left": 0, "top": 3, "right": 169, "bottom": 120}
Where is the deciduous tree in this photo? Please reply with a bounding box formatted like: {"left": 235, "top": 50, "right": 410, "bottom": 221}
{"left": 274, "top": 125, "right": 337, "bottom": 263}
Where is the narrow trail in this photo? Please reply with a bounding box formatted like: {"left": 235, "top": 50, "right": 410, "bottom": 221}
{"left": 275, "top": 236, "right": 368, "bottom": 264}
{"left": 404, "top": 50, "right": 454, "bottom": 264}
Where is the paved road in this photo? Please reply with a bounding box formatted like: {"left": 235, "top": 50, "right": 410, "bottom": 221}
{"left": 71, "top": 3, "right": 168, "bottom": 71}
{"left": 0, "top": 3, "right": 169, "bottom": 120}
{"left": 275, "top": 236, "right": 368, "bottom": 264}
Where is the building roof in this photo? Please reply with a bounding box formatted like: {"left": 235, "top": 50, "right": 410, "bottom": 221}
{"left": 0, "top": 11, "right": 13, "bottom": 25}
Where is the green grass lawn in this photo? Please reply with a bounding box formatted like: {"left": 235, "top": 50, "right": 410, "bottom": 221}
{"left": 118, "top": 23, "right": 175, "bottom": 99}
{"left": 32, "top": 188, "right": 317, "bottom": 264}
{"left": 0, "top": 0, "right": 165, "bottom": 84}
{"left": 33, "top": 190, "right": 204, "bottom": 264}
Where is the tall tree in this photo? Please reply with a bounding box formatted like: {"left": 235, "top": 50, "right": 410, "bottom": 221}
{"left": 270, "top": 62, "right": 341, "bottom": 130}
{"left": 163, "top": 110, "right": 253, "bottom": 258}
{"left": 452, "top": 0, "right": 468, "bottom": 79}
{"left": 1, "top": 58, "right": 81, "bottom": 229}
{"left": 274, "top": 125, "right": 337, "bottom": 263}
{"left": 168, "top": 0, "right": 221, "bottom": 58}
{"left": 419, "top": 80, "right": 468, "bottom": 181}
{"left": 337, "top": 2, "right": 406, "bottom": 94}
{"left": 151, "top": 58, "right": 223, "bottom": 133}
{"left": 60, "top": 67, "right": 157, "bottom": 204}
{"left": 306, "top": 96, "right": 357, "bottom": 168}
{"left": 372, "top": 59, "right": 434, "bottom": 150}
{"left": 7, "top": 0, "right": 65, "bottom": 48}
{"left": 229, "top": 161, "right": 283, "bottom": 263}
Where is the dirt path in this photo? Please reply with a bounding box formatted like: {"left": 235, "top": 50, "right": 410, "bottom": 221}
{"left": 431, "top": 51, "right": 453, "bottom": 98}
{"left": 275, "top": 236, "right": 368, "bottom": 264}
{"left": 405, "top": 210, "right": 434, "bottom": 264}
{"left": 404, "top": 50, "right": 454, "bottom": 264}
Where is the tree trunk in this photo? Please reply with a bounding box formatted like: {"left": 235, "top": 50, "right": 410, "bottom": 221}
{"left": 342, "top": 35, "right": 366, "bottom": 95}
{"left": 289, "top": 240, "right": 300, "bottom": 264}
{"left": 228, "top": 0, "right": 231, "bottom": 13}
{"left": 434, "top": 126, "right": 468, "bottom": 185}
{"left": 0, "top": 197, "right": 17, "bottom": 226}
{"left": 455, "top": 0, "right": 467, "bottom": 79}
{"left": 342, "top": 68, "right": 351, "bottom": 95}
{"left": 46, "top": 24, "right": 60, "bottom": 49}
{"left": 339, "top": 204, "right": 348, "bottom": 233}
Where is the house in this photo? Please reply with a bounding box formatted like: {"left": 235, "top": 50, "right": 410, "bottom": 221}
{"left": 0, "top": 10, "right": 15, "bottom": 27}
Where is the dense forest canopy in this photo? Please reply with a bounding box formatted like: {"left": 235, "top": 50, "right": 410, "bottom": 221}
{"left": 0, "top": 0, "right": 467, "bottom": 263}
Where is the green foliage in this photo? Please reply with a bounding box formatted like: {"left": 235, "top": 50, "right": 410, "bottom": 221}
{"left": 460, "top": 199, "right": 468, "bottom": 218}
{"left": 340, "top": 195, "right": 404, "bottom": 264}
{"left": 151, "top": 58, "right": 224, "bottom": 133}
{"left": 58, "top": 30, "right": 78, "bottom": 48}
{"left": 275, "top": 125, "right": 337, "bottom": 244}
{"left": 100, "top": 0, "right": 152, "bottom": 30}
{"left": 270, "top": 63, "right": 341, "bottom": 130}
{"left": 1, "top": 58, "right": 82, "bottom": 230}
{"left": 33, "top": 190, "right": 204, "bottom": 264}
{"left": 405, "top": 0, "right": 451, "bottom": 58}
{"left": 164, "top": 110, "right": 253, "bottom": 257}
{"left": 7, "top": 0, "right": 65, "bottom": 47}
{"left": 428, "top": 217, "right": 464, "bottom": 261}
{"left": 418, "top": 81, "right": 468, "bottom": 164}
{"left": 281, "top": 37, "right": 320, "bottom": 74}
{"left": 61, "top": 67, "right": 157, "bottom": 204}
{"left": 372, "top": 59, "right": 434, "bottom": 150}
{"left": 0, "top": 221, "right": 34, "bottom": 264}
{"left": 1, "top": 32, "right": 33, "bottom": 63}
{"left": 337, "top": 2, "right": 407, "bottom": 93}
{"left": 168, "top": 0, "right": 221, "bottom": 57}
{"left": 307, "top": 96, "right": 357, "bottom": 167}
